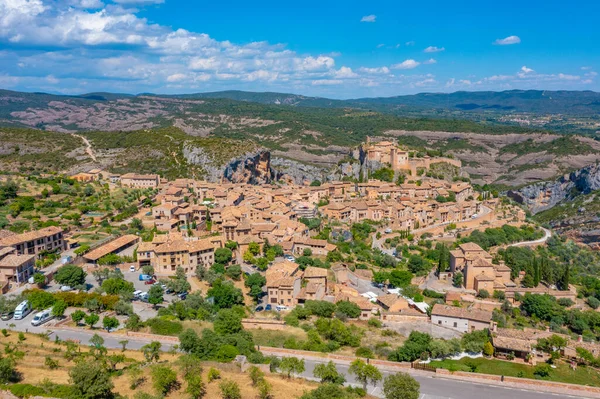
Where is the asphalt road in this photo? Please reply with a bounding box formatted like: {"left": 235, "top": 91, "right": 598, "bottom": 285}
{"left": 289, "top": 356, "right": 593, "bottom": 399}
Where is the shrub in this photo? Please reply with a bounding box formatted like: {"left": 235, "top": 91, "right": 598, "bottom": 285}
{"left": 151, "top": 365, "right": 178, "bottom": 395}
{"left": 45, "top": 357, "right": 60, "bottom": 370}
{"left": 207, "top": 367, "right": 221, "bottom": 382}
{"left": 219, "top": 379, "right": 241, "bottom": 399}
{"left": 368, "top": 318, "right": 382, "bottom": 328}
{"left": 145, "top": 318, "right": 183, "bottom": 336}
{"left": 477, "top": 290, "right": 490, "bottom": 299}
{"left": 355, "top": 347, "right": 374, "bottom": 359}
{"left": 534, "top": 363, "right": 551, "bottom": 378}
{"left": 587, "top": 296, "right": 600, "bottom": 310}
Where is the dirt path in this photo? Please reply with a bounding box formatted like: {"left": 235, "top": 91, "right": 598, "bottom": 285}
{"left": 72, "top": 133, "right": 97, "bottom": 162}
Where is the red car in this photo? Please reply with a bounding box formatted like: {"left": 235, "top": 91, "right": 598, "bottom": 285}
{"left": 144, "top": 279, "right": 156, "bottom": 285}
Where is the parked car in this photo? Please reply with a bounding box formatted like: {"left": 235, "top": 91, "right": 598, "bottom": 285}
{"left": 133, "top": 290, "right": 143, "bottom": 300}
{"left": 144, "top": 279, "right": 156, "bottom": 285}
{"left": 283, "top": 255, "right": 296, "bottom": 262}
{"left": 129, "top": 265, "right": 136, "bottom": 272}
{"left": 139, "top": 274, "right": 152, "bottom": 281}
{"left": 275, "top": 305, "right": 289, "bottom": 312}
{"left": 31, "top": 308, "right": 54, "bottom": 326}
{"left": 60, "top": 285, "right": 72, "bottom": 292}
{"left": 384, "top": 228, "right": 393, "bottom": 234}
{"left": 177, "top": 292, "right": 188, "bottom": 300}
{"left": 139, "top": 292, "right": 149, "bottom": 302}
{"left": 255, "top": 305, "right": 264, "bottom": 312}
{"left": 0, "top": 311, "right": 14, "bottom": 321}
{"left": 265, "top": 304, "right": 272, "bottom": 311}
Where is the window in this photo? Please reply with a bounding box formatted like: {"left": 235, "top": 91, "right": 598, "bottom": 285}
{"left": 453, "top": 322, "right": 457, "bottom": 328}
{"left": 438, "top": 320, "right": 442, "bottom": 325}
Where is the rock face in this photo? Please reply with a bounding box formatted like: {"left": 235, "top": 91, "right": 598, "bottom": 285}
{"left": 270, "top": 157, "right": 326, "bottom": 185}
{"left": 223, "top": 150, "right": 274, "bottom": 185}
{"left": 508, "top": 162, "right": 600, "bottom": 214}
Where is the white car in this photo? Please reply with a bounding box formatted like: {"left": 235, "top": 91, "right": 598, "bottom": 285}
{"left": 275, "top": 305, "right": 289, "bottom": 312}
{"left": 60, "top": 285, "right": 72, "bottom": 292}
{"left": 129, "top": 265, "right": 136, "bottom": 272}
{"left": 384, "top": 228, "right": 392, "bottom": 234}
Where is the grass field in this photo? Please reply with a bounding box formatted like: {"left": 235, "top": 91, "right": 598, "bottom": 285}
{"left": 430, "top": 357, "right": 600, "bottom": 387}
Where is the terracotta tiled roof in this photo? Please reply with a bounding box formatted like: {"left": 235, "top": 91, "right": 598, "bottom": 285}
{"left": 431, "top": 304, "right": 492, "bottom": 323}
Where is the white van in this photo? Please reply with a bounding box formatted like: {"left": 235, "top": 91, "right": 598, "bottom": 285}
{"left": 133, "top": 290, "right": 143, "bottom": 300}
{"left": 139, "top": 292, "right": 149, "bottom": 302}
{"left": 275, "top": 305, "right": 289, "bottom": 312}
{"left": 13, "top": 300, "right": 32, "bottom": 320}
{"left": 31, "top": 308, "right": 54, "bottom": 326}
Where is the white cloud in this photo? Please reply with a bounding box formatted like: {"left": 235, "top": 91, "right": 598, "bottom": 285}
{"left": 405, "top": 41, "right": 415, "bottom": 46}
{"left": 391, "top": 59, "right": 420, "bottom": 70}
{"left": 358, "top": 66, "right": 390, "bottom": 75}
{"left": 360, "top": 14, "right": 376, "bottom": 23}
{"left": 445, "top": 78, "right": 455, "bottom": 87}
{"left": 424, "top": 46, "right": 444, "bottom": 53}
{"left": 521, "top": 66, "right": 534, "bottom": 73}
{"left": 45, "top": 74, "right": 59, "bottom": 84}
{"left": 459, "top": 79, "right": 471, "bottom": 85}
{"left": 558, "top": 73, "right": 580, "bottom": 81}
{"left": 423, "top": 58, "right": 437, "bottom": 65}
{"left": 414, "top": 78, "right": 436, "bottom": 87}
{"left": 494, "top": 35, "right": 521, "bottom": 45}
{"left": 334, "top": 66, "right": 358, "bottom": 78}
{"left": 166, "top": 73, "right": 187, "bottom": 82}
{"left": 311, "top": 79, "right": 343, "bottom": 85}
{"left": 581, "top": 66, "right": 592, "bottom": 70}
{"left": 376, "top": 43, "right": 384, "bottom": 49}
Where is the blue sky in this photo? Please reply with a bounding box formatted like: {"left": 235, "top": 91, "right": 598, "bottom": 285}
{"left": 0, "top": 0, "right": 598, "bottom": 98}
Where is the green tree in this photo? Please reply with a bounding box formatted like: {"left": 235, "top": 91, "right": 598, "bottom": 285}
{"left": 348, "top": 359, "right": 382, "bottom": 390}
{"left": 313, "top": 361, "right": 345, "bottom": 384}
{"left": 213, "top": 309, "right": 243, "bottom": 335}
{"left": 69, "top": 361, "right": 114, "bottom": 399}
{"left": 248, "top": 365, "right": 265, "bottom": 386}
{"left": 0, "top": 357, "right": 16, "bottom": 384}
{"left": 207, "top": 279, "right": 244, "bottom": 309}
{"left": 186, "top": 374, "right": 206, "bottom": 399}
{"left": 72, "top": 309, "right": 86, "bottom": 324}
{"left": 148, "top": 284, "right": 164, "bottom": 308}
{"left": 102, "top": 316, "right": 119, "bottom": 331}
{"left": 279, "top": 357, "right": 305, "bottom": 378}
{"left": 54, "top": 264, "right": 87, "bottom": 287}
{"left": 335, "top": 301, "right": 361, "bottom": 318}
{"left": 483, "top": 342, "right": 494, "bottom": 357}
{"left": 142, "top": 341, "right": 162, "bottom": 363}
{"left": 452, "top": 272, "right": 463, "bottom": 288}
{"left": 84, "top": 313, "right": 100, "bottom": 329}
{"left": 151, "top": 365, "right": 178, "bottom": 395}
{"left": 383, "top": 372, "right": 420, "bottom": 399}
{"left": 33, "top": 273, "right": 47, "bottom": 287}
{"left": 214, "top": 248, "right": 233, "bottom": 264}
{"left": 389, "top": 270, "right": 413, "bottom": 288}
{"left": 51, "top": 300, "right": 68, "bottom": 318}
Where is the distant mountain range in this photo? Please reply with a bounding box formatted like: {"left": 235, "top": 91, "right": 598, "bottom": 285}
{"left": 2, "top": 88, "right": 600, "bottom": 116}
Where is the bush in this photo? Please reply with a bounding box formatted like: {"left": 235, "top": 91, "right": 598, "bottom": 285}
{"left": 477, "top": 290, "right": 490, "bottom": 299}
{"left": 355, "top": 347, "right": 374, "bottom": 359}
{"left": 219, "top": 379, "right": 241, "bottom": 399}
{"left": 422, "top": 289, "right": 444, "bottom": 299}
{"left": 587, "top": 296, "right": 600, "bottom": 310}
{"left": 335, "top": 301, "right": 361, "bottom": 318}
{"left": 207, "top": 367, "right": 221, "bottom": 382}
{"left": 534, "top": 363, "right": 551, "bottom": 378}
{"left": 368, "top": 318, "right": 382, "bottom": 328}
{"left": 145, "top": 318, "right": 183, "bottom": 336}
{"left": 151, "top": 365, "right": 178, "bottom": 395}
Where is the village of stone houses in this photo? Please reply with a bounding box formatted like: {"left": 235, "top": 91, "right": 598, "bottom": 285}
{"left": 3, "top": 137, "right": 600, "bottom": 396}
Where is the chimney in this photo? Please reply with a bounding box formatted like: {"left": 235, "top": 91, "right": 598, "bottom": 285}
{"left": 490, "top": 321, "right": 498, "bottom": 333}
{"left": 578, "top": 335, "right": 583, "bottom": 343}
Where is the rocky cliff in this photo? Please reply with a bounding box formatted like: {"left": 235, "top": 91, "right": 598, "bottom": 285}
{"left": 222, "top": 150, "right": 275, "bottom": 185}
{"left": 508, "top": 162, "right": 600, "bottom": 214}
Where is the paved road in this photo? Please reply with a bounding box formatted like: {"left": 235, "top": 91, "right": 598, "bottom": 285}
{"left": 269, "top": 353, "right": 593, "bottom": 399}
{"left": 508, "top": 227, "right": 552, "bottom": 247}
